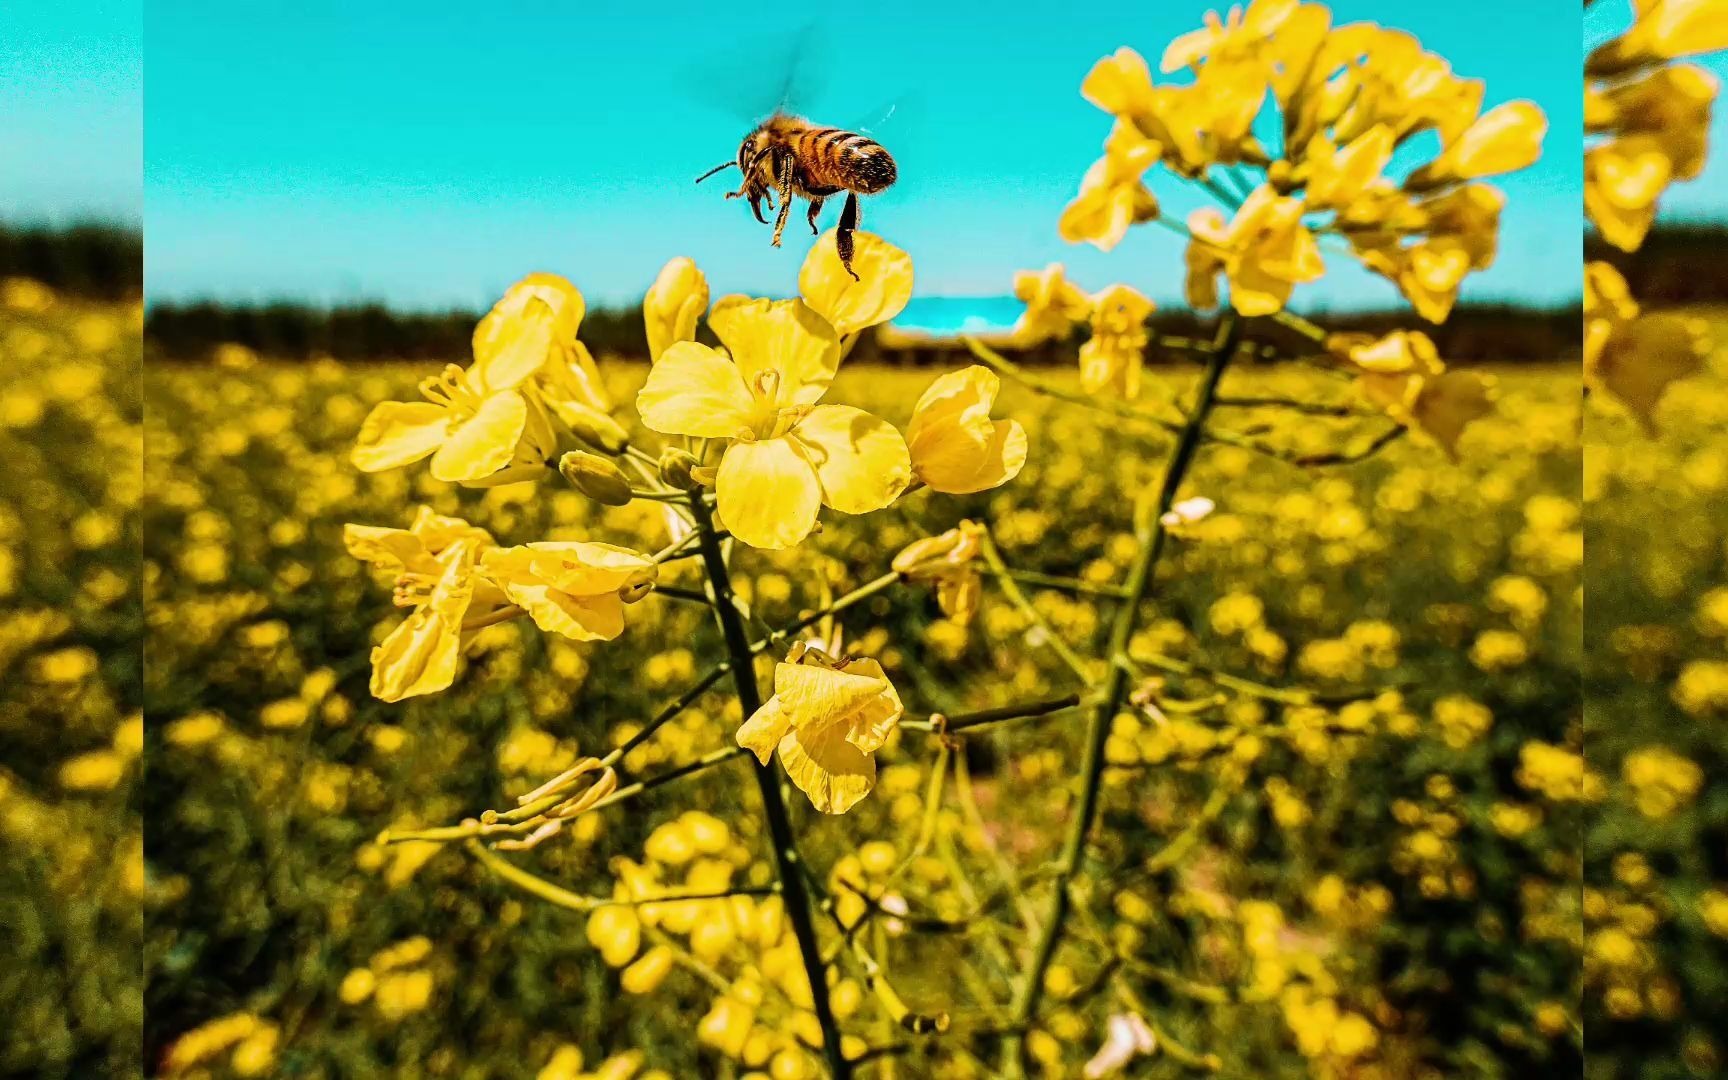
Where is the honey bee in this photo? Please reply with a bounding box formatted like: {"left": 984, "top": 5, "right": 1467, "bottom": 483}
{"left": 697, "top": 112, "right": 898, "bottom": 280}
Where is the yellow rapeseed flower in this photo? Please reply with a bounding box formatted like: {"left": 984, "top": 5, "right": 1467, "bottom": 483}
{"left": 345, "top": 508, "right": 510, "bottom": 702}
{"left": 1186, "top": 186, "right": 1324, "bottom": 315}
{"left": 892, "top": 521, "right": 987, "bottom": 625}
{"left": 1080, "top": 284, "right": 1156, "bottom": 398}
{"left": 1059, "top": 122, "right": 1162, "bottom": 251}
{"left": 905, "top": 366, "right": 1027, "bottom": 493}
{"left": 1012, "top": 264, "right": 1094, "bottom": 346}
{"left": 636, "top": 298, "right": 909, "bottom": 549}
{"left": 354, "top": 273, "right": 595, "bottom": 483}
{"left": 479, "top": 542, "right": 656, "bottom": 642}
{"left": 736, "top": 642, "right": 904, "bottom": 814}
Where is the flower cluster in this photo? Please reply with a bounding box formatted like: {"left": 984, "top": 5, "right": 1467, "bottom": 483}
{"left": 637, "top": 232, "right": 1025, "bottom": 549}
{"left": 1064, "top": 2, "right": 1544, "bottom": 321}
{"left": 343, "top": 233, "right": 1027, "bottom": 810}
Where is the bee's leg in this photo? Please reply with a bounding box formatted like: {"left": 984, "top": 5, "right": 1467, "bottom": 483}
{"left": 770, "top": 154, "right": 795, "bottom": 248}
{"left": 836, "top": 192, "right": 860, "bottom": 280}
{"left": 806, "top": 197, "right": 825, "bottom": 236}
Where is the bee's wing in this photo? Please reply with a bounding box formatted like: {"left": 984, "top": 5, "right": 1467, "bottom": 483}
{"left": 671, "top": 20, "right": 831, "bottom": 123}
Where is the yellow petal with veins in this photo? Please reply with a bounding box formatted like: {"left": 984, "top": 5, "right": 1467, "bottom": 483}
{"left": 708, "top": 297, "right": 840, "bottom": 406}
{"left": 715, "top": 437, "right": 822, "bottom": 550}
{"left": 777, "top": 724, "right": 876, "bottom": 815}
{"left": 775, "top": 661, "right": 885, "bottom": 732}
{"left": 352, "top": 401, "right": 450, "bottom": 473}
{"left": 791, "top": 405, "right": 911, "bottom": 514}
{"left": 737, "top": 697, "right": 792, "bottom": 764}
{"left": 636, "top": 341, "right": 756, "bottom": 438}
{"left": 428, "top": 390, "right": 527, "bottom": 483}
{"left": 799, "top": 231, "right": 914, "bottom": 336}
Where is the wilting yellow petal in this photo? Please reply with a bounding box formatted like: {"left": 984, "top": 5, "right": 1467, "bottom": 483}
{"left": 636, "top": 341, "right": 756, "bottom": 438}
{"left": 775, "top": 660, "right": 886, "bottom": 733}
{"left": 708, "top": 297, "right": 841, "bottom": 407}
{"left": 791, "top": 405, "right": 911, "bottom": 514}
{"left": 369, "top": 548, "right": 475, "bottom": 702}
{"left": 343, "top": 523, "right": 433, "bottom": 573}
{"left": 737, "top": 697, "right": 792, "bottom": 764}
{"left": 483, "top": 542, "right": 655, "bottom": 599}
{"left": 1411, "top": 371, "right": 1498, "bottom": 458}
{"left": 352, "top": 401, "right": 450, "bottom": 473}
{"left": 715, "top": 437, "right": 822, "bottom": 550}
{"left": 1587, "top": 313, "right": 1708, "bottom": 433}
{"left": 473, "top": 273, "right": 585, "bottom": 390}
{"left": 644, "top": 257, "right": 709, "bottom": 363}
{"left": 429, "top": 390, "right": 528, "bottom": 483}
{"left": 777, "top": 724, "right": 876, "bottom": 815}
{"left": 371, "top": 607, "right": 463, "bottom": 702}
{"left": 837, "top": 657, "right": 902, "bottom": 753}
{"left": 906, "top": 367, "right": 1027, "bottom": 494}
{"left": 799, "top": 231, "right": 913, "bottom": 336}
{"left": 503, "top": 582, "right": 627, "bottom": 641}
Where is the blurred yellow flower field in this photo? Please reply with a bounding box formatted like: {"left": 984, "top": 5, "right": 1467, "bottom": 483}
{"left": 113, "top": 290, "right": 1607, "bottom": 1079}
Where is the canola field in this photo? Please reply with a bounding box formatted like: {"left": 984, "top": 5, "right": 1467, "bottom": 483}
{"left": 7, "top": 287, "right": 1728, "bottom": 1078}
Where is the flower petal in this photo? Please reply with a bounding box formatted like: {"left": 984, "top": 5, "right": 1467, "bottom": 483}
{"left": 737, "top": 696, "right": 792, "bottom": 765}
{"left": 429, "top": 391, "right": 528, "bottom": 483}
{"left": 837, "top": 658, "right": 903, "bottom": 753}
{"left": 777, "top": 724, "right": 877, "bottom": 814}
{"left": 799, "top": 230, "right": 914, "bottom": 336}
{"left": 644, "top": 257, "right": 709, "bottom": 363}
{"left": 352, "top": 401, "right": 450, "bottom": 473}
{"left": 501, "top": 582, "right": 627, "bottom": 641}
{"left": 516, "top": 541, "right": 657, "bottom": 596}
{"left": 775, "top": 660, "right": 887, "bottom": 732}
{"left": 715, "top": 437, "right": 822, "bottom": 550}
{"left": 792, "top": 405, "right": 911, "bottom": 514}
{"left": 473, "top": 273, "right": 585, "bottom": 389}
{"left": 907, "top": 368, "right": 1028, "bottom": 494}
{"left": 708, "top": 297, "right": 841, "bottom": 406}
{"left": 636, "top": 341, "right": 755, "bottom": 438}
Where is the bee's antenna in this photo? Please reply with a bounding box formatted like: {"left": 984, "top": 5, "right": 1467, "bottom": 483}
{"left": 695, "top": 162, "right": 739, "bottom": 184}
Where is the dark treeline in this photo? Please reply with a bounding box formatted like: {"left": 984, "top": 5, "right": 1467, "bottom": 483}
{"left": 0, "top": 222, "right": 142, "bottom": 301}
{"left": 144, "top": 301, "right": 650, "bottom": 365}
{"left": 144, "top": 296, "right": 1580, "bottom": 367}
{"left": 12, "top": 219, "right": 1728, "bottom": 363}
{"left": 1587, "top": 222, "right": 1728, "bottom": 304}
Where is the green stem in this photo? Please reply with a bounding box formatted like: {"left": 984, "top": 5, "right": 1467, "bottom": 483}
{"left": 688, "top": 493, "right": 851, "bottom": 1080}
{"left": 901, "top": 693, "right": 1087, "bottom": 734}
{"left": 1001, "top": 313, "right": 1240, "bottom": 1076}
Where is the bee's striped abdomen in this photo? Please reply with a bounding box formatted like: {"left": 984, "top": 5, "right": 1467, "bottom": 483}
{"left": 799, "top": 127, "right": 898, "bottom": 195}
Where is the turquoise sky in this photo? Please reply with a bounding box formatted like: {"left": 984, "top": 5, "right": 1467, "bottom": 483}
{"left": 7, "top": 1, "right": 1727, "bottom": 312}
{"left": 0, "top": 0, "right": 141, "bottom": 222}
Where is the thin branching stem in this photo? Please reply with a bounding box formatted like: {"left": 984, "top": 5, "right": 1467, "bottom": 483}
{"left": 1001, "top": 313, "right": 1241, "bottom": 1076}
{"left": 687, "top": 491, "right": 851, "bottom": 1080}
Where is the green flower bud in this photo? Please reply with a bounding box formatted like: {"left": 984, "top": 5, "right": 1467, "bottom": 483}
{"left": 559, "top": 451, "right": 633, "bottom": 506}
{"left": 659, "top": 448, "right": 700, "bottom": 491}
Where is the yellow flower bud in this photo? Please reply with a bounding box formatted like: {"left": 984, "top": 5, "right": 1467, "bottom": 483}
{"left": 621, "top": 946, "right": 674, "bottom": 994}
{"left": 659, "top": 447, "right": 701, "bottom": 491}
{"left": 559, "top": 451, "right": 634, "bottom": 506}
